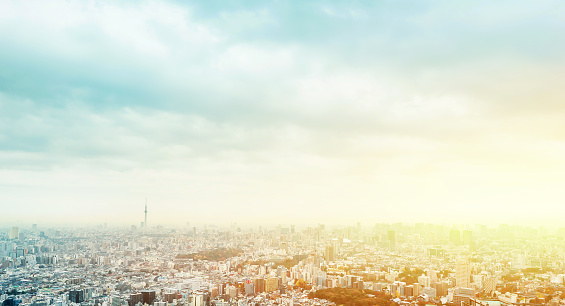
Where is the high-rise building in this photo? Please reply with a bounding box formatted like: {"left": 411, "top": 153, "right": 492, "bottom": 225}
{"left": 265, "top": 277, "right": 278, "bottom": 292}
{"left": 140, "top": 290, "right": 155, "bottom": 305}
{"left": 324, "top": 245, "right": 335, "bottom": 262}
{"left": 2, "top": 299, "right": 19, "bottom": 306}
{"left": 422, "top": 287, "right": 436, "bottom": 298}
{"left": 427, "top": 270, "right": 438, "bottom": 283}
{"left": 390, "top": 283, "right": 398, "bottom": 297}
{"left": 373, "top": 283, "right": 383, "bottom": 291}
{"left": 192, "top": 293, "right": 204, "bottom": 306}
{"left": 69, "top": 289, "right": 85, "bottom": 303}
{"left": 433, "top": 281, "right": 449, "bottom": 297}
{"left": 404, "top": 285, "right": 413, "bottom": 297}
{"left": 413, "top": 283, "right": 421, "bottom": 296}
{"left": 482, "top": 277, "right": 496, "bottom": 296}
{"left": 463, "top": 230, "right": 473, "bottom": 245}
{"left": 456, "top": 261, "right": 471, "bottom": 288}
{"left": 388, "top": 230, "right": 396, "bottom": 250}
{"left": 450, "top": 229, "right": 461, "bottom": 245}
{"left": 418, "top": 275, "right": 430, "bottom": 288}
{"left": 9, "top": 227, "right": 19, "bottom": 240}
{"left": 84, "top": 287, "right": 95, "bottom": 300}
{"left": 163, "top": 293, "right": 176, "bottom": 303}
{"left": 254, "top": 278, "right": 265, "bottom": 293}
{"left": 244, "top": 280, "right": 255, "bottom": 295}
{"left": 452, "top": 287, "right": 475, "bottom": 306}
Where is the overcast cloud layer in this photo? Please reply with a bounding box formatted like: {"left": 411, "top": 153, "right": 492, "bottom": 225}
{"left": 1, "top": 0, "right": 565, "bottom": 227}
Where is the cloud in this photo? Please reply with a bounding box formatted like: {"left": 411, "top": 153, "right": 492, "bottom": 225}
{"left": 1, "top": 0, "right": 565, "bottom": 225}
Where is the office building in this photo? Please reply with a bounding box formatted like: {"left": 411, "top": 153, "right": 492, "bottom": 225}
{"left": 450, "top": 229, "right": 461, "bottom": 245}
{"left": 456, "top": 261, "right": 471, "bottom": 288}
{"left": 9, "top": 227, "right": 19, "bottom": 240}
{"left": 141, "top": 291, "right": 155, "bottom": 305}
{"left": 324, "top": 245, "right": 335, "bottom": 262}
{"left": 69, "top": 289, "right": 85, "bottom": 304}
{"left": 388, "top": 230, "right": 396, "bottom": 250}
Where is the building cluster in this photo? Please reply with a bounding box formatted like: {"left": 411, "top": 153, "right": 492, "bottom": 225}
{"left": 2, "top": 222, "right": 565, "bottom": 306}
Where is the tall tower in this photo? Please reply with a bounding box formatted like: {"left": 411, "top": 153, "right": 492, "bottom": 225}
{"left": 9, "top": 227, "right": 19, "bottom": 240}
{"left": 144, "top": 199, "right": 147, "bottom": 229}
{"left": 456, "top": 260, "right": 471, "bottom": 288}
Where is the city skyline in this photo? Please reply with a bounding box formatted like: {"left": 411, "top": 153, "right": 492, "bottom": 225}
{"left": 2, "top": 0, "right": 565, "bottom": 226}
{"left": 4, "top": 218, "right": 559, "bottom": 306}
{"left": 2, "top": 2, "right": 565, "bottom": 306}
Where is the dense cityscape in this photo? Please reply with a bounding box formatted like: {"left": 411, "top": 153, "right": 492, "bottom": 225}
{"left": 2, "top": 1, "right": 565, "bottom": 306}
{"left": 2, "top": 209, "right": 565, "bottom": 306}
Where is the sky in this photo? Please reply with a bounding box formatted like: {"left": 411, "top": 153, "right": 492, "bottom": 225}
{"left": 1, "top": 0, "right": 565, "bottom": 227}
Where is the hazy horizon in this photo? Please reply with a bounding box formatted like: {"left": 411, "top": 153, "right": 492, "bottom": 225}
{"left": 1, "top": 221, "right": 563, "bottom": 232}
{"left": 2, "top": 1, "right": 565, "bottom": 226}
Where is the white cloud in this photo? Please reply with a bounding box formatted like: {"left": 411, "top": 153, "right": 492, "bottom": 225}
{"left": 1, "top": 0, "right": 565, "bottom": 226}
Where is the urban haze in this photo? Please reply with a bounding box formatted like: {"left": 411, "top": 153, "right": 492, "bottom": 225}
{"left": 1, "top": 1, "right": 565, "bottom": 306}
